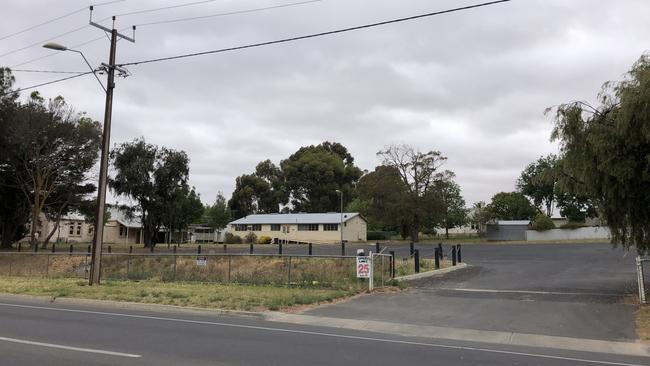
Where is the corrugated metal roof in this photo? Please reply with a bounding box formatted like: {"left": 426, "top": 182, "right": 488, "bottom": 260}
{"left": 496, "top": 220, "right": 531, "bottom": 226}
{"left": 230, "top": 213, "right": 361, "bottom": 225}
{"left": 109, "top": 207, "right": 142, "bottom": 228}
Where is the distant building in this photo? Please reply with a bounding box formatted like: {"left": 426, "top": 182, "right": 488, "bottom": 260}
{"left": 485, "top": 220, "right": 531, "bottom": 241}
{"left": 188, "top": 225, "right": 226, "bottom": 244}
{"left": 227, "top": 213, "right": 367, "bottom": 244}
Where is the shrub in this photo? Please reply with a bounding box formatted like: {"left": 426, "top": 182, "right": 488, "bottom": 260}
{"left": 560, "top": 222, "right": 587, "bottom": 230}
{"left": 257, "top": 236, "right": 272, "bottom": 244}
{"left": 367, "top": 231, "right": 389, "bottom": 240}
{"left": 531, "top": 213, "right": 555, "bottom": 231}
{"left": 224, "top": 232, "right": 242, "bottom": 244}
{"left": 245, "top": 232, "right": 257, "bottom": 244}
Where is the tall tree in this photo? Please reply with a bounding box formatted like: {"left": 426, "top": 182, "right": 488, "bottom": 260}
{"left": 355, "top": 165, "right": 411, "bottom": 234}
{"left": 281, "top": 142, "right": 362, "bottom": 212}
{"left": 550, "top": 55, "right": 650, "bottom": 253}
{"left": 470, "top": 201, "right": 492, "bottom": 237}
{"left": 516, "top": 155, "right": 558, "bottom": 216}
{"left": 430, "top": 171, "right": 468, "bottom": 239}
{"left": 488, "top": 192, "right": 537, "bottom": 220}
{"left": 111, "top": 139, "right": 190, "bottom": 247}
{"left": 204, "top": 192, "right": 231, "bottom": 229}
{"left": 228, "top": 160, "right": 285, "bottom": 219}
{"left": 377, "top": 144, "right": 447, "bottom": 241}
{"left": 5, "top": 92, "right": 101, "bottom": 249}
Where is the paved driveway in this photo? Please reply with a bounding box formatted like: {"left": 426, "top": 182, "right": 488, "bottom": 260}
{"left": 305, "top": 243, "right": 639, "bottom": 341}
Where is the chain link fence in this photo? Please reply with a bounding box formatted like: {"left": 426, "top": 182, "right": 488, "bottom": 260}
{"left": 0, "top": 252, "right": 394, "bottom": 290}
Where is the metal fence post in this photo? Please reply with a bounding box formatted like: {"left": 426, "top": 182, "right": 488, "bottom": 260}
{"left": 8, "top": 255, "right": 13, "bottom": 276}
{"left": 223, "top": 244, "right": 227, "bottom": 253}
{"left": 438, "top": 243, "right": 443, "bottom": 259}
{"left": 457, "top": 244, "right": 462, "bottom": 263}
{"left": 52, "top": 244, "right": 56, "bottom": 253}
{"left": 452, "top": 246, "right": 457, "bottom": 266}
{"left": 414, "top": 249, "right": 420, "bottom": 273}
{"left": 198, "top": 245, "right": 201, "bottom": 254}
{"left": 308, "top": 243, "right": 312, "bottom": 256}
{"left": 375, "top": 242, "right": 380, "bottom": 253}
{"left": 45, "top": 254, "right": 50, "bottom": 277}
{"left": 434, "top": 248, "right": 440, "bottom": 269}
{"left": 409, "top": 242, "right": 414, "bottom": 256}
{"left": 69, "top": 244, "right": 73, "bottom": 254}
{"left": 227, "top": 255, "right": 232, "bottom": 282}
{"left": 389, "top": 250, "right": 395, "bottom": 278}
{"left": 108, "top": 246, "right": 112, "bottom": 254}
{"left": 18, "top": 243, "right": 21, "bottom": 252}
{"left": 341, "top": 241, "right": 345, "bottom": 256}
{"left": 278, "top": 242, "right": 283, "bottom": 255}
{"left": 173, "top": 246, "right": 177, "bottom": 281}
{"left": 637, "top": 256, "right": 647, "bottom": 304}
{"left": 287, "top": 256, "right": 292, "bottom": 285}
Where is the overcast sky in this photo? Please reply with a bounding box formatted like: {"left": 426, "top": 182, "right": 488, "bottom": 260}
{"left": 2, "top": 0, "right": 649, "bottom": 208}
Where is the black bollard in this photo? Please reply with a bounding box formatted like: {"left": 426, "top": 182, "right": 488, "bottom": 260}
{"left": 414, "top": 249, "right": 420, "bottom": 273}
{"left": 150, "top": 244, "right": 154, "bottom": 253}
{"left": 223, "top": 244, "right": 227, "bottom": 253}
{"left": 438, "top": 243, "right": 443, "bottom": 259}
{"left": 457, "top": 244, "right": 462, "bottom": 263}
{"left": 308, "top": 243, "right": 313, "bottom": 256}
{"left": 389, "top": 250, "right": 396, "bottom": 278}
{"left": 198, "top": 245, "right": 202, "bottom": 254}
{"left": 18, "top": 243, "right": 22, "bottom": 252}
{"left": 87, "top": 245, "right": 91, "bottom": 254}
{"left": 69, "top": 244, "right": 73, "bottom": 253}
{"left": 375, "top": 242, "right": 380, "bottom": 253}
{"left": 173, "top": 245, "right": 177, "bottom": 254}
{"left": 409, "top": 242, "right": 414, "bottom": 256}
{"left": 434, "top": 248, "right": 440, "bottom": 269}
{"left": 452, "top": 245, "right": 457, "bottom": 266}
{"left": 129, "top": 245, "right": 133, "bottom": 254}
{"left": 249, "top": 243, "right": 254, "bottom": 254}
{"left": 341, "top": 241, "right": 346, "bottom": 256}
{"left": 279, "top": 242, "right": 283, "bottom": 255}
{"left": 52, "top": 244, "right": 56, "bottom": 253}
{"left": 108, "top": 246, "right": 112, "bottom": 253}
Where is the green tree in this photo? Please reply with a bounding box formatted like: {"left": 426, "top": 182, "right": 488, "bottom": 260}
{"left": 228, "top": 160, "right": 285, "bottom": 219}
{"left": 430, "top": 171, "right": 468, "bottom": 239}
{"left": 281, "top": 142, "right": 362, "bottom": 212}
{"left": 355, "top": 165, "right": 410, "bottom": 233}
{"left": 204, "top": 192, "right": 231, "bottom": 229}
{"left": 531, "top": 213, "right": 555, "bottom": 231}
{"left": 470, "top": 201, "right": 492, "bottom": 237}
{"left": 488, "top": 192, "right": 537, "bottom": 220}
{"left": 377, "top": 144, "right": 447, "bottom": 241}
{"left": 4, "top": 92, "right": 101, "bottom": 249}
{"left": 110, "top": 139, "right": 190, "bottom": 247}
{"left": 550, "top": 54, "right": 650, "bottom": 253}
{"left": 517, "top": 155, "right": 558, "bottom": 216}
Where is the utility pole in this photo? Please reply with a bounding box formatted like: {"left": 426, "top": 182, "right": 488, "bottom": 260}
{"left": 89, "top": 10, "right": 135, "bottom": 285}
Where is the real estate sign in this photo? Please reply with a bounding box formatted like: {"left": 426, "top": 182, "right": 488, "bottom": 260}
{"left": 196, "top": 256, "right": 207, "bottom": 266}
{"left": 356, "top": 256, "right": 371, "bottom": 278}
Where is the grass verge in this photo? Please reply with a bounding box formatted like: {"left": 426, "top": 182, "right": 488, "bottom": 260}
{"left": 637, "top": 305, "right": 650, "bottom": 341}
{"left": 0, "top": 276, "right": 358, "bottom": 311}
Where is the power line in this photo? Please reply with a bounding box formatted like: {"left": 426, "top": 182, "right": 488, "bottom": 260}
{"left": 10, "top": 69, "right": 87, "bottom": 74}
{"left": 135, "top": 0, "right": 322, "bottom": 27}
{"left": 118, "top": 0, "right": 511, "bottom": 67}
{"left": 0, "top": 25, "right": 90, "bottom": 58}
{"left": 11, "top": 72, "right": 93, "bottom": 94}
{"left": 112, "top": 0, "right": 219, "bottom": 18}
{"left": 0, "top": 0, "right": 125, "bottom": 42}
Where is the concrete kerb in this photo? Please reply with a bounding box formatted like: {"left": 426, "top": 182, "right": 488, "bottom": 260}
{"left": 263, "top": 312, "right": 650, "bottom": 357}
{"left": 394, "top": 262, "right": 468, "bottom": 281}
{"left": 0, "top": 293, "right": 265, "bottom": 319}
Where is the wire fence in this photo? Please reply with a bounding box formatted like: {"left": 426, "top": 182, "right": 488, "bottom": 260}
{"left": 637, "top": 256, "right": 650, "bottom": 304}
{"left": 0, "top": 252, "right": 394, "bottom": 290}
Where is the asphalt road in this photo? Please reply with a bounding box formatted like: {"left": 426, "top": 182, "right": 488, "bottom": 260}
{"left": 307, "top": 243, "right": 639, "bottom": 340}
{"left": 0, "top": 296, "right": 648, "bottom": 366}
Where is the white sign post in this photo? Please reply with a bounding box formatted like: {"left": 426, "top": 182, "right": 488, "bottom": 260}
{"left": 196, "top": 256, "right": 207, "bottom": 266}
{"left": 356, "top": 251, "right": 374, "bottom": 291}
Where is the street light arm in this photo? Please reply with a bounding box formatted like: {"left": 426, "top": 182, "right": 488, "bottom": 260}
{"left": 70, "top": 49, "right": 107, "bottom": 93}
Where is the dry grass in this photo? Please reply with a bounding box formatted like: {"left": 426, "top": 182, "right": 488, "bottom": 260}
{"left": 394, "top": 258, "right": 452, "bottom": 277}
{"left": 637, "top": 305, "right": 650, "bottom": 341}
{"left": 0, "top": 276, "right": 357, "bottom": 311}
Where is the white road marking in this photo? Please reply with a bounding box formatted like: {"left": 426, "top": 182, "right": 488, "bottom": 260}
{"left": 0, "top": 302, "right": 644, "bottom": 366}
{"left": 0, "top": 336, "right": 141, "bottom": 358}
{"left": 437, "top": 288, "right": 620, "bottom": 297}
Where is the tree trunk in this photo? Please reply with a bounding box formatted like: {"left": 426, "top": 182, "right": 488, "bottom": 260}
{"left": 445, "top": 226, "right": 449, "bottom": 239}
{"left": 41, "top": 218, "right": 59, "bottom": 249}
{"left": 29, "top": 198, "right": 39, "bottom": 250}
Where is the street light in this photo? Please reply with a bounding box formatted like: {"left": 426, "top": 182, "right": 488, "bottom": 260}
{"left": 42, "top": 42, "right": 106, "bottom": 92}
{"left": 335, "top": 189, "right": 343, "bottom": 254}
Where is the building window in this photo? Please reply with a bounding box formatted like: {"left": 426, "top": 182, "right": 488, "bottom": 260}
{"left": 69, "top": 223, "right": 75, "bottom": 235}
{"left": 323, "top": 224, "right": 338, "bottom": 231}
{"left": 88, "top": 226, "right": 93, "bottom": 234}
{"left": 298, "top": 224, "right": 319, "bottom": 231}
{"left": 251, "top": 224, "right": 261, "bottom": 231}
{"left": 76, "top": 223, "right": 82, "bottom": 235}
{"left": 235, "top": 224, "right": 247, "bottom": 231}
{"left": 119, "top": 226, "right": 125, "bottom": 236}
{"left": 270, "top": 224, "right": 281, "bottom": 231}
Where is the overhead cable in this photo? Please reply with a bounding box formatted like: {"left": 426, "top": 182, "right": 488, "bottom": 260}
{"left": 118, "top": 0, "right": 512, "bottom": 67}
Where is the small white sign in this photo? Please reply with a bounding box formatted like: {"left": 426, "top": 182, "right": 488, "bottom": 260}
{"left": 196, "top": 256, "right": 207, "bottom": 266}
{"left": 356, "top": 256, "right": 371, "bottom": 278}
